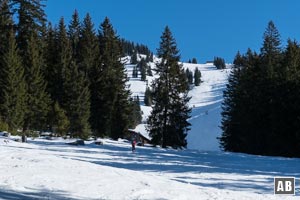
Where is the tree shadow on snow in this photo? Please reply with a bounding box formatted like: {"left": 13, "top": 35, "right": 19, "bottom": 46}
{"left": 8, "top": 139, "right": 300, "bottom": 195}
{"left": 0, "top": 188, "right": 87, "bottom": 200}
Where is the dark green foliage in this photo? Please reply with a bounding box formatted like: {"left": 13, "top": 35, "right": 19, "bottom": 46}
{"left": 121, "top": 39, "right": 152, "bottom": 57}
{"left": 91, "top": 17, "right": 132, "bottom": 139}
{"left": 68, "top": 10, "right": 81, "bottom": 60}
{"left": 12, "top": 0, "right": 47, "bottom": 55}
{"left": 147, "top": 26, "right": 191, "bottom": 148}
{"left": 62, "top": 61, "right": 90, "bottom": 139}
{"left": 0, "top": 0, "right": 13, "bottom": 53}
{"left": 44, "top": 18, "right": 71, "bottom": 106}
{"left": 131, "top": 52, "right": 138, "bottom": 64}
{"left": 214, "top": 56, "right": 226, "bottom": 69}
{"left": 233, "top": 51, "right": 245, "bottom": 68}
{"left": 194, "top": 67, "right": 201, "bottom": 86}
{"left": 138, "top": 58, "right": 147, "bottom": 81}
{"left": 0, "top": 5, "right": 153, "bottom": 140}
{"left": 192, "top": 58, "right": 197, "bottom": 64}
{"left": 1, "top": 30, "right": 27, "bottom": 132}
{"left": 132, "top": 65, "right": 138, "bottom": 78}
{"left": 185, "top": 68, "right": 193, "bottom": 85}
{"left": 147, "top": 65, "right": 153, "bottom": 76}
{"left": 260, "top": 21, "right": 282, "bottom": 78}
{"left": 23, "top": 33, "right": 50, "bottom": 131}
{"left": 51, "top": 101, "right": 70, "bottom": 136}
{"left": 220, "top": 21, "right": 300, "bottom": 157}
{"left": 144, "top": 87, "right": 152, "bottom": 106}
{"left": 78, "top": 13, "right": 99, "bottom": 78}
{"left": 128, "top": 96, "right": 142, "bottom": 128}
{"left": 0, "top": 0, "right": 14, "bottom": 106}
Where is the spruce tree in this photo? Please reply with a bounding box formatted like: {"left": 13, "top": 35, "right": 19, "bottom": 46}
{"left": 185, "top": 68, "right": 193, "bottom": 85}
{"left": 260, "top": 20, "right": 282, "bottom": 78}
{"left": 138, "top": 58, "right": 147, "bottom": 81}
{"left": 128, "top": 96, "right": 142, "bottom": 127}
{"left": 12, "top": 0, "right": 46, "bottom": 55}
{"left": 44, "top": 22, "right": 58, "bottom": 100}
{"left": 214, "top": 57, "right": 226, "bottom": 69}
{"left": 147, "top": 26, "right": 191, "bottom": 148}
{"left": 51, "top": 101, "right": 70, "bottom": 137}
{"left": 92, "top": 17, "right": 132, "bottom": 139}
{"left": 68, "top": 10, "right": 81, "bottom": 61}
{"left": 62, "top": 61, "right": 91, "bottom": 139}
{"left": 1, "top": 30, "right": 27, "bottom": 132}
{"left": 48, "top": 18, "right": 71, "bottom": 104}
{"left": 131, "top": 52, "right": 138, "bottom": 64}
{"left": 192, "top": 58, "right": 197, "bottom": 64}
{"left": 284, "top": 39, "right": 300, "bottom": 79}
{"left": 147, "top": 64, "right": 153, "bottom": 76}
{"left": 194, "top": 67, "right": 201, "bottom": 86}
{"left": 0, "top": 0, "right": 13, "bottom": 53}
{"left": 0, "top": 0, "right": 14, "bottom": 107}
{"left": 144, "top": 87, "right": 152, "bottom": 106}
{"left": 23, "top": 33, "right": 50, "bottom": 131}
{"left": 78, "top": 13, "right": 99, "bottom": 78}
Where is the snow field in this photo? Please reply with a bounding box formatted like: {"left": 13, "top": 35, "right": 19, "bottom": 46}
{"left": 0, "top": 137, "right": 299, "bottom": 199}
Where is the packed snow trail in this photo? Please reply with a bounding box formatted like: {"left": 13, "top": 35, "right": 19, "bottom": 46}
{"left": 0, "top": 137, "right": 299, "bottom": 199}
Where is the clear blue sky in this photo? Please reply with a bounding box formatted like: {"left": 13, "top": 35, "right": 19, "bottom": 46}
{"left": 45, "top": 0, "right": 300, "bottom": 63}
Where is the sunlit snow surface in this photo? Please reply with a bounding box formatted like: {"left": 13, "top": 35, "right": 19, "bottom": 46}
{"left": 0, "top": 137, "right": 299, "bottom": 199}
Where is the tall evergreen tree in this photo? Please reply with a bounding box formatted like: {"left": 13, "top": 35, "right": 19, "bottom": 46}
{"left": 128, "top": 96, "right": 142, "bottom": 127}
{"left": 214, "top": 56, "right": 226, "bottom": 69}
{"left": 144, "top": 87, "right": 152, "bottom": 106}
{"left": 48, "top": 18, "right": 71, "bottom": 104}
{"left": 192, "top": 58, "right": 197, "bottom": 64}
{"left": 138, "top": 58, "right": 147, "bottom": 81}
{"left": 260, "top": 20, "right": 282, "bottom": 78}
{"left": 0, "top": 0, "right": 14, "bottom": 107}
{"left": 284, "top": 39, "right": 300, "bottom": 79}
{"left": 78, "top": 13, "right": 98, "bottom": 78}
{"left": 68, "top": 9, "right": 81, "bottom": 60}
{"left": 131, "top": 52, "right": 138, "bottom": 64}
{"left": 92, "top": 17, "right": 132, "bottom": 139}
{"left": 194, "top": 67, "right": 201, "bottom": 86}
{"left": 23, "top": 33, "right": 50, "bottom": 131}
{"left": 147, "top": 26, "right": 191, "bottom": 148}
{"left": 0, "top": 0, "right": 13, "bottom": 53}
{"left": 62, "top": 61, "right": 91, "bottom": 139}
{"left": 51, "top": 101, "right": 70, "bottom": 137}
{"left": 185, "top": 68, "right": 193, "bottom": 85}
{"left": 1, "top": 30, "right": 27, "bottom": 132}
{"left": 12, "top": 0, "right": 46, "bottom": 54}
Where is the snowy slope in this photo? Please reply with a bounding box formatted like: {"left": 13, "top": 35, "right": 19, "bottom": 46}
{"left": 126, "top": 58, "right": 231, "bottom": 151}
{"left": 185, "top": 63, "right": 231, "bottom": 151}
{"left": 0, "top": 137, "right": 299, "bottom": 200}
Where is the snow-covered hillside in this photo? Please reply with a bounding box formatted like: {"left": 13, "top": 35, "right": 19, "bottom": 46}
{"left": 0, "top": 137, "right": 299, "bottom": 199}
{"left": 126, "top": 56, "right": 231, "bottom": 151}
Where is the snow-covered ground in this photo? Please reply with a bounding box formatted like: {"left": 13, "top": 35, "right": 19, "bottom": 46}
{"left": 0, "top": 137, "right": 299, "bottom": 200}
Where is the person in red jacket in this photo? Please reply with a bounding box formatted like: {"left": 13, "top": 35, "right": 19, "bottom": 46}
{"left": 131, "top": 139, "right": 136, "bottom": 152}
